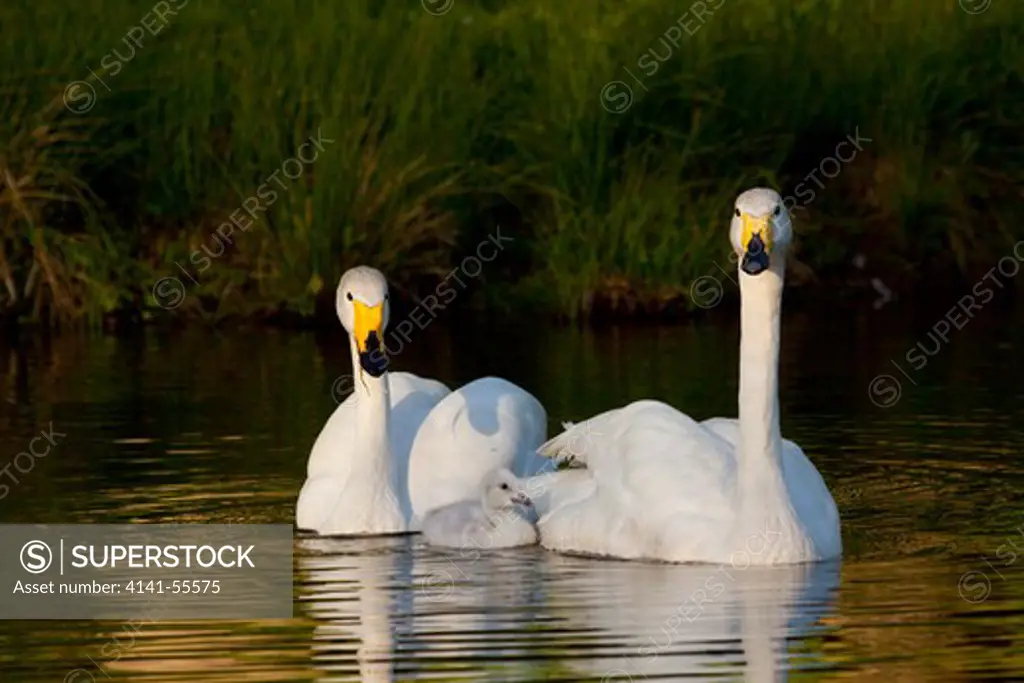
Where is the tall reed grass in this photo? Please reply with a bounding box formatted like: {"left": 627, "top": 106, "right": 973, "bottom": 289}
{"left": 1, "top": 0, "right": 1021, "bottom": 323}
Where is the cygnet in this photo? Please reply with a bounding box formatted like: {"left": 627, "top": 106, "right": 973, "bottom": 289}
{"left": 422, "top": 468, "right": 537, "bottom": 549}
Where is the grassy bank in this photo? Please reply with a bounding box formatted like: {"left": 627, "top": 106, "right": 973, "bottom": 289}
{"left": 1, "top": 0, "right": 1021, "bottom": 324}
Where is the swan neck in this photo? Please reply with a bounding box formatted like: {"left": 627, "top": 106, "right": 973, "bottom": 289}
{"left": 737, "top": 264, "right": 785, "bottom": 485}
{"left": 354, "top": 559, "right": 394, "bottom": 683}
{"left": 349, "top": 339, "right": 392, "bottom": 481}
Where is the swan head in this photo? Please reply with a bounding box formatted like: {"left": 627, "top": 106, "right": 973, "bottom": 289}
{"left": 730, "top": 188, "right": 792, "bottom": 276}
{"left": 482, "top": 468, "right": 532, "bottom": 510}
{"left": 336, "top": 266, "right": 391, "bottom": 378}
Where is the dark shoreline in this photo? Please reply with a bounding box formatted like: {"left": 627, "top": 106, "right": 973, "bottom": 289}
{"left": 2, "top": 0, "right": 1021, "bottom": 327}
{"left": 3, "top": 273, "right": 1019, "bottom": 339}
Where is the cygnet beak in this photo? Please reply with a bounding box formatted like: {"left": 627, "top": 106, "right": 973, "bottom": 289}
{"left": 511, "top": 492, "right": 532, "bottom": 507}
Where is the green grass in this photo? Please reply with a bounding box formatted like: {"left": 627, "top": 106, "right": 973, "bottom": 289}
{"left": 1, "top": 0, "right": 1021, "bottom": 323}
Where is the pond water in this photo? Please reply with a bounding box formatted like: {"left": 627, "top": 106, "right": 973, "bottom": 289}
{"left": 1, "top": 301, "right": 1023, "bottom": 681}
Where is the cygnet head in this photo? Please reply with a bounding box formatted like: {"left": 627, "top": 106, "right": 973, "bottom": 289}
{"left": 481, "top": 468, "right": 532, "bottom": 511}
{"left": 336, "top": 266, "right": 391, "bottom": 378}
{"left": 729, "top": 188, "right": 793, "bottom": 276}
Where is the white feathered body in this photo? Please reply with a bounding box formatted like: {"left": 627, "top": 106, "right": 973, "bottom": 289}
{"left": 297, "top": 371, "right": 450, "bottom": 535}
{"left": 534, "top": 400, "right": 841, "bottom": 565}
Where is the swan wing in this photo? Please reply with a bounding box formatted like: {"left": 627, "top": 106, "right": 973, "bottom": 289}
{"left": 540, "top": 401, "right": 733, "bottom": 505}
{"left": 535, "top": 400, "right": 737, "bottom": 560}
{"left": 536, "top": 405, "right": 627, "bottom": 465}
{"left": 407, "top": 376, "right": 547, "bottom": 528}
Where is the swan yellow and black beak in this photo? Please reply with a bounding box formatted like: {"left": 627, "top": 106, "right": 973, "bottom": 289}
{"left": 353, "top": 300, "right": 388, "bottom": 377}
{"left": 739, "top": 213, "right": 773, "bottom": 276}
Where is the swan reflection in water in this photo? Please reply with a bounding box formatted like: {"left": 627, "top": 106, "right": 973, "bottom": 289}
{"left": 297, "top": 536, "right": 409, "bottom": 683}
{"left": 551, "top": 556, "right": 841, "bottom": 682}
{"left": 296, "top": 536, "right": 840, "bottom": 682}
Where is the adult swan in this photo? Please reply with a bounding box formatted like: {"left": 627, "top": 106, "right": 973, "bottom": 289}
{"left": 296, "top": 266, "right": 546, "bottom": 536}
{"left": 296, "top": 267, "right": 450, "bottom": 535}
{"left": 531, "top": 188, "right": 841, "bottom": 564}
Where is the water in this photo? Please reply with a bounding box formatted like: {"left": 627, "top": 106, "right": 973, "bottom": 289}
{"left": 2, "top": 303, "right": 1024, "bottom": 681}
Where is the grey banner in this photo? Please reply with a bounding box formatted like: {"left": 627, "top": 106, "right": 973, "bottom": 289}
{"left": 0, "top": 524, "right": 292, "bottom": 619}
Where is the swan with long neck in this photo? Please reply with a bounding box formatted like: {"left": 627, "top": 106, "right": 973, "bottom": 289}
{"left": 529, "top": 188, "right": 841, "bottom": 564}
{"left": 296, "top": 266, "right": 549, "bottom": 536}
{"left": 296, "top": 267, "right": 450, "bottom": 535}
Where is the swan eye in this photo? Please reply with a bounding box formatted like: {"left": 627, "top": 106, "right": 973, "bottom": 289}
{"left": 346, "top": 292, "right": 353, "bottom": 302}
{"left": 734, "top": 208, "right": 741, "bottom": 218}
